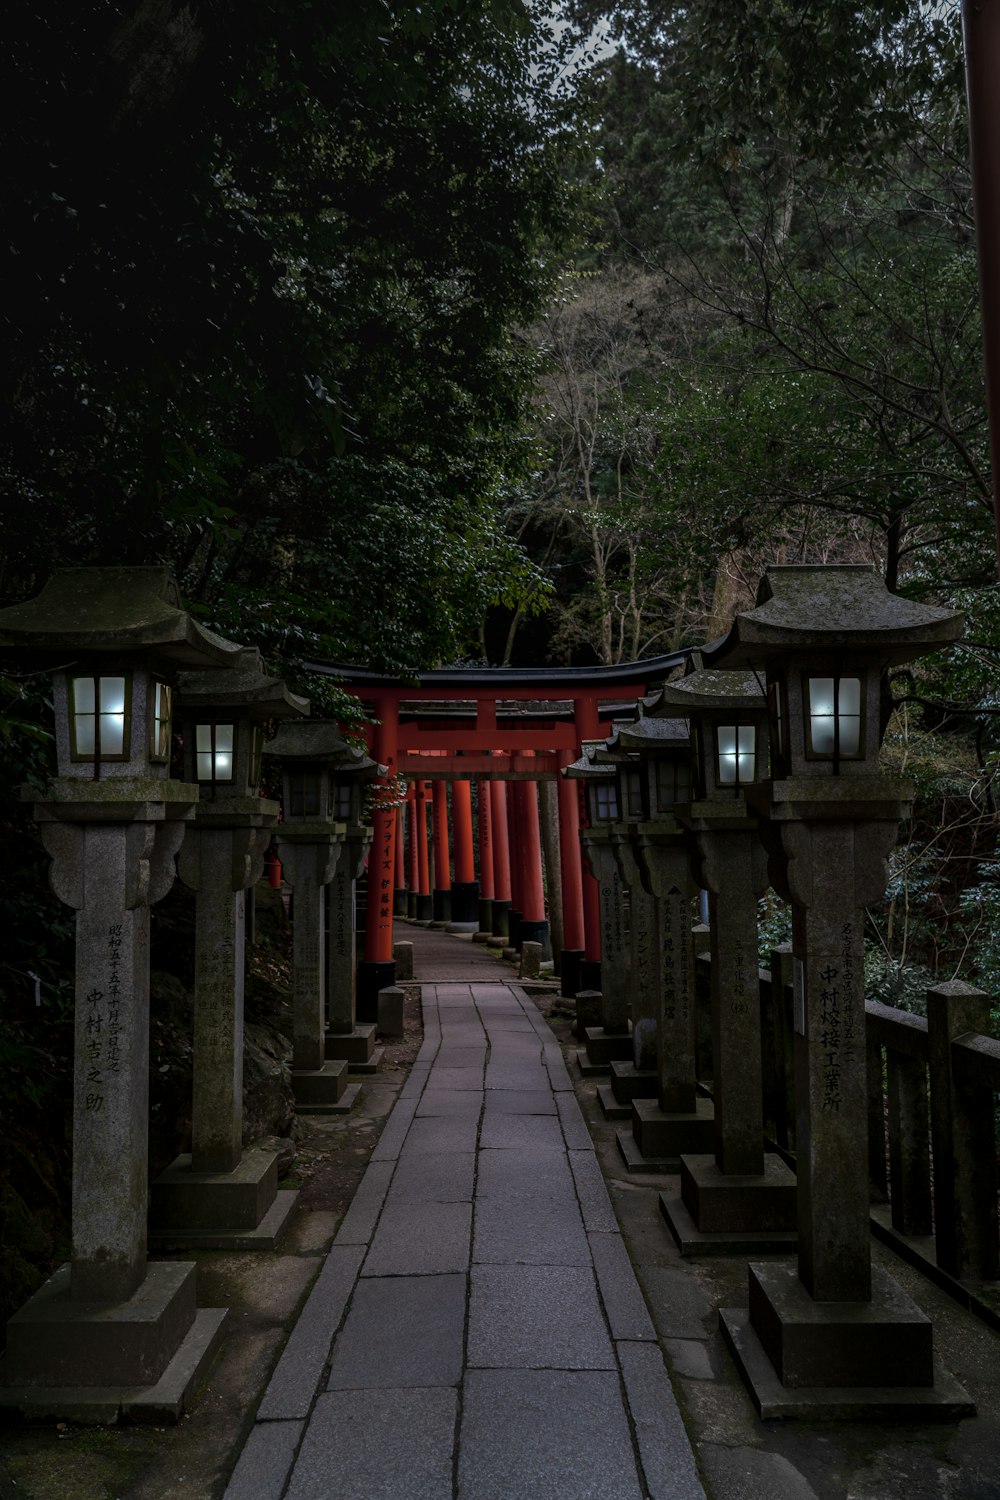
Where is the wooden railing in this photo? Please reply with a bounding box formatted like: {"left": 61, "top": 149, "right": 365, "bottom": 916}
{"left": 691, "top": 942, "right": 1000, "bottom": 1319}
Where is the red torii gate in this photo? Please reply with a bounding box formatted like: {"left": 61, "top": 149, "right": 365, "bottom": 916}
{"left": 308, "top": 654, "right": 690, "bottom": 1014}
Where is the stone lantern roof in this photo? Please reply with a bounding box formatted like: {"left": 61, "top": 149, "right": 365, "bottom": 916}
{"left": 643, "top": 668, "right": 765, "bottom": 715}
{"left": 0, "top": 566, "right": 238, "bottom": 668}
{"left": 702, "top": 564, "right": 963, "bottom": 669}
{"left": 562, "top": 741, "right": 616, "bottom": 779}
{"left": 264, "top": 719, "right": 382, "bottom": 777}
{"left": 177, "top": 647, "right": 309, "bottom": 720}
{"left": 610, "top": 715, "right": 690, "bottom": 753}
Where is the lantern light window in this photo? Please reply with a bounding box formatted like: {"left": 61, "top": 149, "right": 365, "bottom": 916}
{"left": 71, "top": 674, "right": 129, "bottom": 759}
{"left": 624, "top": 769, "right": 644, "bottom": 819}
{"left": 716, "top": 724, "right": 756, "bottom": 786}
{"left": 334, "top": 782, "right": 354, "bottom": 821}
{"left": 655, "top": 758, "right": 690, "bottom": 810}
{"left": 806, "top": 675, "right": 863, "bottom": 759}
{"left": 150, "top": 680, "right": 172, "bottom": 762}
{"left": 593, "top": 782, "right": 619, "bottom": 821}
{"left": 289, "top": 769, "right": 322, "bottom": 818}
{"left": 195, "top": 722, "right": 235, "bottom": 783}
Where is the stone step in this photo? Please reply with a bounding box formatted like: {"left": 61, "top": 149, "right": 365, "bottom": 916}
{"left": 325, "top": 1024, "right": 377, "bottom": 1065}
{"left": 597, "top": 1084, "right": 631, "bottom": 1121}
{"left": 609, "top": 1061, "right": 658, "bottom": 1104}
{"left": 583, "top": 1025, "right": 633, "bottom": 1066}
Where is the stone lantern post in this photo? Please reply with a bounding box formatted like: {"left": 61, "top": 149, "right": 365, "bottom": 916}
{"left": 706, "top": 564, "right": 972, "bottom": 1416}
{"left": 324, "top": 743, "right": 381, "bottom": 1071}
{"left": 0, "top": 566, "right": 231, "bottom": 1417}
{"left": 606, "top": 704, "right": 716, "bottom": 1172}
{"left": 264, "top": 722, "right": 356, "bottom": 1113}
{"left": 148, "top": 647, "right": 308, "bottom": 1249}
{"left": 563, "top": 743, "right": 631, "bottom": 1071}
{"left": 658, "top": 665, "right": 798, "bottom": 1254}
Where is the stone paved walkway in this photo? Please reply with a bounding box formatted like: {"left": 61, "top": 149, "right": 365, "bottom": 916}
{"left": 224, "top": 930, "right": 705, "bottom": 1500}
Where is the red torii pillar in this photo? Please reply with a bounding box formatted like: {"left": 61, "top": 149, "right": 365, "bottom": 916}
{"left": 506, "top": 777, "right": 523, "bottom": 949}
{"left": 359, "top": 695, "right": 398, "bottom": 1021}
{"left": 574, "top": 694, "right": 603, "bottom": 991}
{"left": 556, "top": 748, "right": 586, "bottom": 998}
{"left": 449, "top": 779, "right": 479, "bottom": 929}
{"left": 393, "top": 802, "right": 407, "bottom": 916}
{"left": 415, "top": 780, "right": 433, "bottom": 922}
{"left": 431, "top": 778, "right": 451, "bottom": 924}
{"left": 512, "top": 772, "right": 550, "bottom": 959}
{"left": 405, "top": 784, "right": 419, "bottom": 919}
{"left": 490, "top": 778, "right": 512, "bottom": 938}
{"left": 477, "top": 779, "right": 494, "bottom": 935}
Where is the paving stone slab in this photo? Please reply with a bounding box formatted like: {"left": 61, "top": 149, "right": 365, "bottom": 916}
{"left": 424, "top": 1066, "right": 486, "bottom": 1091}
{"left": 587, "top": 1232, "right": 657, "bottom": 1341}
{"left": 473, "top": 1195, "right": 591, "bottom": 1268}
{"left": 484, "top": 1065, "right": 552, "bottom": 1093}
{"left": 370, "top": 1097, "right": 420, "bottom": 1162}
{"left": 555, "top": 1091, "right": 593, "bottom": 1150}
{"left": 479, "top": 1112, "right": 565, "bottom": 1153}
{"left": 467, "top": 1264, "right": 614, "bottom": 1369}
{"left": 617, "top": 1340, "right": 707, "bottom": 1500}
{"left": 432, "top": 1048, "right": 487, "bottom": 1068}
{"left": 416, "top": 1089, "right": 484, "bottom": 1119}
{"left": 481, "top": 1088, "right": 557, "bottom": 1116}
{"left": 256, "top": 1245, "right": 365, "bottom": 1420}
{"left": 399, "top": 1115, "right": 480, "bottom": 1157}
{"left": 334, "top": 1160, "right": 395, "bottom": 1246}
{"left": 568, "top": 1148, "right": 619, "bottom": 1233}
{"left": 286, "top": 1388, "right": 456, "bottom": 1500}
{"left": 387, "top": 1151, "right": 476, "bottom": 1204}
{"left": 363, "top": 1199, "right": 472, "bottom": 1277}
{"left": 457, "top": 1369, "right": 644, "bottom": 1500}
{"left": 544, "top": 1049, "right": 575, "bottom": 1092}
{"left": 222, "top": 1418, "right": 302, "bottom": 1500}
{"left": 475, "top": 1148, "right": 578, "bottom": 1205}
{"left": 326, "top": 1274, "right": 465, "bottom": 1389}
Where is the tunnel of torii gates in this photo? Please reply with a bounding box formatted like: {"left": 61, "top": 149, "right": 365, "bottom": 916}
{"left": 313, "top": 652, "right": 691, "bottom": 1020}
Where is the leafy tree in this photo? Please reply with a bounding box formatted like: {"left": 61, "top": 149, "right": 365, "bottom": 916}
{"left": 0, "top": 0, "right": 585, "bottom": 674}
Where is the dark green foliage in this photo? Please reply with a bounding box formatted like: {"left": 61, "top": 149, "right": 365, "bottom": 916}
{"left": 0, "top": 0, "right": 584, "bottom": 673}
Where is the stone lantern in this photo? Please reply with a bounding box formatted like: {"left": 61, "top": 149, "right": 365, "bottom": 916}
{"left": 704, "top": 564, "right": 971, "bottom": 1417}
{"left": 589, "top": 739, "right": 661, "bottom": 1090}
{"left": 605, "top": 703, "right": 716, "bottom": 1173}
{"left": 323, "top": 742, "right": 382, "bottom": 1070}
{"left": 563, "top": 743, "right": 631, "bottom": 1069}
{"left": 149, "top": 648, "right": 308, "bottom": 1249}
{"left": 0, "top": 566, "right": 235, "bottom": 1417}
{"left": 655, "top": 664, "right": 798, "bottom": 1254}
{"left": 264, "top": 722, "right": 373, "bottom": 1112}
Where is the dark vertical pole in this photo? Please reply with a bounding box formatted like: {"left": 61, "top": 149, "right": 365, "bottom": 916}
{"left": 963, "top": 0, "right": 1000, "bottom": 572}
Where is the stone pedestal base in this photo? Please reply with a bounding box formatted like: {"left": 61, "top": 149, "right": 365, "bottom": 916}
{"left": 616, "top": 1097, "right": 716, "bottom": 1172}
{"left": 573, "top": 989, "right": 603, "bottom": 1040}
{"left": 415, "top": 894, "right": 433, "bottom": 922}
{"left": 597, "top": 1084, "right": 631, "bottom": 1120}
{"left": 0, "top": 1261, "right": 227, "bottom": 1421}
{"left": 393, "top": 888, "right": 408, "bottom": 916}
{"left": 472, "top": 930, "right": 491, "bottom": 944}
{"left": 584, "top": 1024, "right": 632, "bottom": 1066}
{"left": 519, "top": 917, "right": 551, "bottom": 961}
{"left": 477, "top": 897, "right": 494, "bottom": 933}
{"left": 559, "top": 948, "right": 583, "bottom": 999}
{"left": 719, "top": 1262, "right": 975, "bottom": 1420}
{"left": 447, "top": 921, "right": 479, "bottom": 934}
{"left": 356, "top": 960, "right": 396, "bottom": 1024}
{"left": 149, "top": 1150, "right": 297, "bottom": 1249}
{"left": 292, "top": 1060, "right": 360, "bottom": 1114}
{"left": 325, "top": 1023, "right": 380, "bottom": 1072}
{"left": 491, "top": 899, "right": 510, "bottom": 939}
{"left": 680, "top": 1153, "right": 797, "bottom": 1233}
{"left": 610, "top": 1061, "right": 658, "bottom": 1104}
